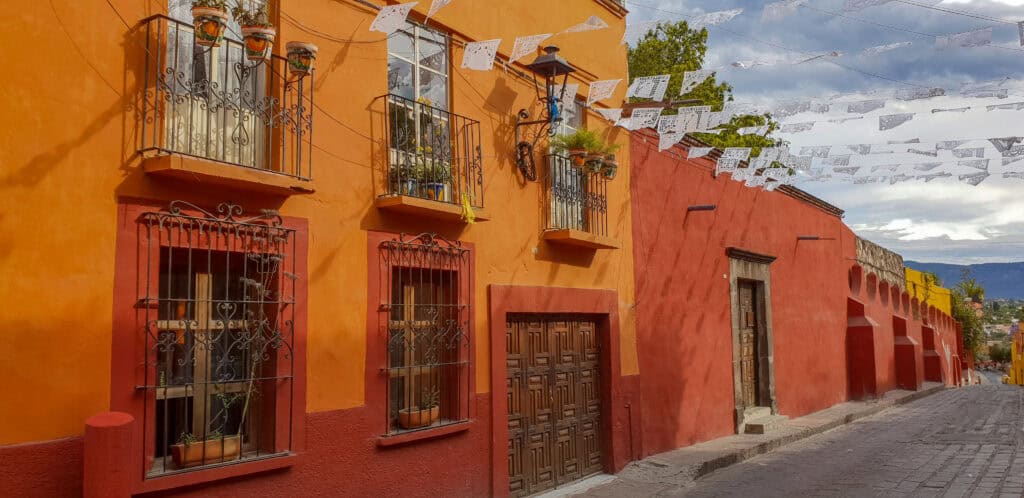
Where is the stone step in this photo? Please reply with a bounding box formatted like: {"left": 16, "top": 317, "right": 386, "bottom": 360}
{"left": 743, "top": 415, "right": 789, "bottom": 435}
{"left": 744, "top": 406, "right": 772, "bottom": 420}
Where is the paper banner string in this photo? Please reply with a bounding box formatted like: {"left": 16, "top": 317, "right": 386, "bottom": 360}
{"left": 932, "top": 107, "right": 970, "bottom": 114}
{"left": 563, "top": 16, "right": 608, "bottom": 34}
{"left": 722, "top": 147, "right": 752, "bottom": 161}
{"left": 952, "top": 147, "right": 985, "bottom": 159}
{"left": 657, "top": 114, "right": 687, "bottom": 151}
{"left": 426, "top": 0, "right": 451, "bottom": 18}
{"left": 689, "top": 147, "right": 714, "bottom": 159}
{"left": 1001, "top": 144, "right": 1024, "bottom": 159}
{"left": 716, "top": 158, "right": 740, "bottom": 175}
{"left": 895, "top": 87, "right": 945, "bottom": 101}
{"left": 587, "top": 79, "right": 621, "bottom": 106}
{"left": 848, "top": 145, "right": 871, "bottom": 155}
{"left": 987, "top": 102, "right": 1024, "bottom": 111}
{"left": 959, "top": 159, "right": 990, "bottom": 170}
{"left": 936, "top": 27, "right": 993, "bottom": 50}
{"left": 623, "top": 21, "right": 660, "bottom": 45}
{"left": 690, "top": 9, "right": 744, "bottom": 29}
{"left": 732, "top": 167, "right": 750, "bottom": 182}
{"left": 370, "top": 2, "right": 418, "bottom": 35}
{"left": 848, "top": 100, "right": 886, "bottom": 114}
{"left": 630, "top": 108, "right": 662, "bottom": 130}
{"left": 680, "top": 70, "right": 715, "bottom": 95}
{"left": 594, "top": 108, "right": 623, "bottom": 123}
{"left": 834, "top": 166, "right": 861, "bottom": 175}
{"left": 738, "top": 125, "right": 770, "bottom": 136}
{"left": 937, "top": 140, "right": 969, "bottom": 151}
{"left": 959, "top": 172, "right": 989, "bottom": 186}
{"left": 782, "top": 122, "right": 815, "bottom": 133}
{"left": 800, "top": 146, "right": 832, "bottom": 158}
{"left": 1004, "top": 172, "right": 1024, "bottom": 180}
{"left": 879, "top": 113, "right": 914, "bottom": 131}
{"left": 554, "top": 83, "right": 579, "bottom": 100}
{"left": 745, "top": 175, "right": 767, "bottom": 188}
{"left": 861, "top": 41, "right": 913, "bottom": 57}
{"left": 509, "top": 34, "right": 552, "bottom": 63}
{"left": 914, "top": 163, "right": 943, "bottom": 171}
{"left": 823, "top": 155, "right": 852, "bottom": 167}
{"left": 627, "top": 75, "right": 671, "bottom": 101}
{"left": 1019, "top": 22, "right": 1024, "bottom": 47}
{"left": 830, "top": 116, "right": 864, "bottom": 125}
{"left": 461, "top": 39, "right": 501, "bottom": 71}
{"left": 908, "top": 148, "right": 938, "bottom": 157}
{"left": 763, "top": 0, "right": 807, "bottom": 22}
{"left": 796, "top": 51, "right": 843, "bottom": 65}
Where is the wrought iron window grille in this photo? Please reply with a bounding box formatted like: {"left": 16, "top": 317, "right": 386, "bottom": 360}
{"left": 382, "top": 94, "right": 484, "bottom": 209}
{"left": 137, "top": 200, "right": 296, "bottom": 477}
{"left": 139, "top": 15, "right": 313, "bottom": 180}
{"left": 379, "top": 233, "right": 471, "bottom": 435}
{"left": 544, "top": 154, "right": 609, "bottom": 236}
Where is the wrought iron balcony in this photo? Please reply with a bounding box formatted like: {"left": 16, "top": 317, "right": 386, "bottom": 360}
{"left": 382, "top": 94, "right": 484, "bottom": 211}
{"left": 543, "top": 154, "right": 617, "bottom": 249}
{"left": 139, "top": 15, "right": 313, "bottom": 181}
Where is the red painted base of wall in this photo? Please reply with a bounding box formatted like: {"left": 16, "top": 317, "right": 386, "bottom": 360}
{"left": 0, "top": 436, "right": 83, "bottom": 498}
{"left": 894, "top": 337, "right": 924, "bottom": 391}
{"left": 3, "top": 397, "right": 491, "bottom": 498}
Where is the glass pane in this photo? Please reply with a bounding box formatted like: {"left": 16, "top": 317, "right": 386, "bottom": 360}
{"left": 561, "top": 100, "right": 584, "bottom": 134}
{"left": 418, "top": 69, "right": 448, "bottom": 110}
{"left": 418, "top": 28, "right": 448, "bottom": 73}
{"left": 388, "top": 25, "right": 415, "bottom": 61}
{"left": 388, "top": 57, "right": 415, "bottom": 100}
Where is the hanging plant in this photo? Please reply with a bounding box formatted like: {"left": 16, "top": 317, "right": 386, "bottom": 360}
{"left": 191, "top": 0, "right": 230, "bottom": 48}
{"left": 601, "top": 142, "right": 621, "bottom": 180}
{"left": 550, "top": 129, "right": 602, "bottom": 167}
{"left": 285, "top": 41, "right": 318, "bottom": 78}
{"left": 233, "top": 2, "right": 276, "bottom": 61}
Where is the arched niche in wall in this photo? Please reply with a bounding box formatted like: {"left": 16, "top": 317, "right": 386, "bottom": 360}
{"left": 879, "top": 281, "right": 890, "bottom": 308}
{"left": 849, "top": 265, "right": 863, "bottom": 295}
{"left": 866, "top": 273, "right": 878, "bottom": 302}
{"left": 891, "top": 286, "right": 901, "bottom": 312}
{"left": 910, "top": 298, "right": 920, "bottom": 319}
{"left": 901, "top": 292, "right": 911, "bottom": 315}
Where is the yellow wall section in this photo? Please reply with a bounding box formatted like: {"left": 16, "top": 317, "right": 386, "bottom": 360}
{"left": 905, "top": 268, "right": 952, "bottom": 316}
{"left": 0, "top": 0, "right": 635, "bottom": 444}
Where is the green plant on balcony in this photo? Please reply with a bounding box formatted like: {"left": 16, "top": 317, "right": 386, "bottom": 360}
{"left": 232, "top": 1, "right": 276, "bottom": 61}
{"left": 551, "top": 129, "right": 602, "bottom": 167}
{"left": 191, "top": 0, "right": 230, "bottom": 48}
{"left": 600, "top": 142, "right": 622, "bottom": 180}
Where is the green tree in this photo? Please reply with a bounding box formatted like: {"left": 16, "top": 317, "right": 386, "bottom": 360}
{"left": 627, "top": 21, "right": 783, "bottom": 156}
{"left": 952, "top": 270, "right": 987, "bottom": 359}
{"left": 989, "top": 343, "right": 1011, "bottom": 363}
{"left": 956, "top": 269, "right": 985, "bottom": 303}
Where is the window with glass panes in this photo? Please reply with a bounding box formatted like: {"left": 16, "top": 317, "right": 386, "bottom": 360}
{"left": 387, "top": 22, "right": 449, "bottom": 109}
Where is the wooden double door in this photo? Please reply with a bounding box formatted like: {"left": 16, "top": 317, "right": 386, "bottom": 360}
{"left": 506, "top": 315, "right": 603, "bottom": 497}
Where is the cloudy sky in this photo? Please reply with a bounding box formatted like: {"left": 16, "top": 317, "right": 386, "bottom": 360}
{"left": 624, "top": 0, "right": 1024, "bottom": 264}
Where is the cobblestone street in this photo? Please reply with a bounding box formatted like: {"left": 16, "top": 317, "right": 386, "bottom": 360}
{"left": 679, "top": 385, "right": 1024, "bottom": 497}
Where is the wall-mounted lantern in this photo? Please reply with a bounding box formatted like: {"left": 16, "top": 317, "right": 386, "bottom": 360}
{"left": 515, "top": 46, "right": 576, "bottom": 181}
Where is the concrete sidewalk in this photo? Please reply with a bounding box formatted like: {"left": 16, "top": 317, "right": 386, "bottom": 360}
{"left": 570, "top": 382, "right": 946, "bottom": 497}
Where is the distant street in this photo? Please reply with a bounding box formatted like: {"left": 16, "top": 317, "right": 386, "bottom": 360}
{"left": 676, "top": 385, "right": 1024, "bottom": 497}
{"left": 979, "top": 370, "right": 1006, "bottom": 385}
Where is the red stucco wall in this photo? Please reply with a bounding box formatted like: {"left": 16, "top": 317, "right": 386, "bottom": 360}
{"left": 629, "top": 133, "right": 856, "bottom": 457}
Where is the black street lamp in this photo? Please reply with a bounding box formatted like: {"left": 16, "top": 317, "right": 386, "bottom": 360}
{"left": 515, "top": 46, "right": 576, "bottom": 181}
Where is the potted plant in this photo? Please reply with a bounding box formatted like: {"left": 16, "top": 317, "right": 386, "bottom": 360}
{"left": 419, "top": 148, "right": 452, "bottom": 202}
{"left": 285, "top": 41, "right": 318, "bottom": 78}
{"left": 398, "top": 387, "right": 441, "bottom": 430}
{"left": 390, "top": 160, "right": 419, "bottom": 197}
{"left": 601, "top": 142, "right": 622, "bottom": 180}
{"left": 232, "top": 2, "right": 275, "bottom": 61}
{"left": 191, "top": 0, "right": 230, "bottom": 48}
{"left": 171, "top": 430, "right": 241, "bottom": 468}
{"left": 550, "top": 129, "right": 601, "bottom": 167}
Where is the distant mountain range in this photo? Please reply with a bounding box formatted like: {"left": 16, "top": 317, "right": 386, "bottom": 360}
{"left": 905, "top": 261, "right": 1024, "bottom": 300}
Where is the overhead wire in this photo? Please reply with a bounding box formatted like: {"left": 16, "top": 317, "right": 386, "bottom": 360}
{"left": 623, "top": 0, "right": 935, "bottom": 89}
{"left": 798, "top": 3, "right": 1024, "bottom": 53}
{"left": 893, "top": 0, "right": 1018, "bottom": 25}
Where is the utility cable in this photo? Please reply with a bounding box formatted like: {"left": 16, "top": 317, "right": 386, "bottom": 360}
{"left": 624, "top": 0, "right": 935, "bottom": 89}
{"left": 893, "top": 0, "right": 1018, "bottom": 25}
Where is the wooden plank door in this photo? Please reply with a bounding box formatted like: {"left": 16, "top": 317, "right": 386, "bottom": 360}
{"left": 739, "top": 281, "right": 760, "bottom": 408}
{"left": 507, "top": 315, "right": 602, "bottom": 497}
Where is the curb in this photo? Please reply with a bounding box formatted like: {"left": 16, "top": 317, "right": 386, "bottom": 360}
{"left": 691, "top": 384, "right": 946, "bottom": 480}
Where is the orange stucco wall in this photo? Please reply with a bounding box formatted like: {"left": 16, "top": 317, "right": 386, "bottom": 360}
{"left": 0, "top": 0, "right": 635, "bottom": 445}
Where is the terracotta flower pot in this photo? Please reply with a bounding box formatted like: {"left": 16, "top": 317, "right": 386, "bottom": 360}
{"left": 398, "top": 406, "right": 440, "bottom": 429}
{"left": 568, "top": 148, "right": 586, "bottom": 167}
{"left": 585, "top": 153, "right": 605, "bottom": 173}
{"left": 170, "top": 435, "right": 241, "bottom": 468}
{"left": 241, "top": 25, "right": 276, "bottom": 61}
{"left": 191, "top": 6, "right": 229, "bottom": 48}
{"left": 285, "top": 41, "right": 318, "bottom": 78}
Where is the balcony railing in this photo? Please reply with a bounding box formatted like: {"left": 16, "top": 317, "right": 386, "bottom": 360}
{"left": 545, "top": 154, "right": 609, "bottom": 236}
{"left": 139, "top": 15, "right": 313, "bottom": 181}
{"left": 382, "top": 94, "right": 484, "bottom": 209}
